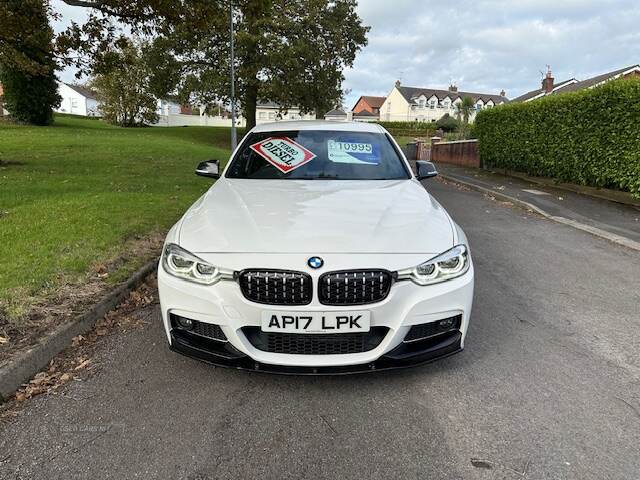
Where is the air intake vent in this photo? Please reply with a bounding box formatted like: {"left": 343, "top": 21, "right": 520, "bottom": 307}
{"left": 404, "top": 315, "right": 462, "bottom": 343}
{"left": 242, "top": 327, "right": 389, "bottom": 355}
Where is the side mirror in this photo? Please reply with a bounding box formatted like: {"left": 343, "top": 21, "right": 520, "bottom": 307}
{"left": 416, "top": 160, "right": 438, "bottom": 180}
{"left": 195, "top": 160, "right": 220, "bottom": 179}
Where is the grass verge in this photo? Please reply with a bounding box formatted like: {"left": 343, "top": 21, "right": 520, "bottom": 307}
{"left": 0, "top": 115, "right": 234, "bottom": 333}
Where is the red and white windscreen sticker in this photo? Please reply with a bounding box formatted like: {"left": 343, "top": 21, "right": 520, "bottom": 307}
{"left": 249, "top": 137, "right": 317, "bottom": 174}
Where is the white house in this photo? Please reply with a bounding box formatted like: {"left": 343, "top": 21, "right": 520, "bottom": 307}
{"left": 55, "top": 82, "right": 101, "bottom": 117}
{"left": 256, "top": 101, "right": 315, "bottom": 124}
{"left": 157, "top": 98, "right": 184, "bottom": 116}
{"left": 513, "top": 65, "right": 640, "bottom": 102}
{"left": 380, "top": 81, "right": 508, "bottom": 123}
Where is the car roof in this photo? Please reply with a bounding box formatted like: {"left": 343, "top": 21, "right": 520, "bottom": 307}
{"left": 251, "top": 120, "right": 385, "bottom": 134}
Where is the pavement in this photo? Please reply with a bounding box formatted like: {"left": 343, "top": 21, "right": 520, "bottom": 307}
{"left": 1, "top": 179, "right": 639, "bottom": 480}
{"left": 434, "top": 163, "right": 640, "bottom": 245}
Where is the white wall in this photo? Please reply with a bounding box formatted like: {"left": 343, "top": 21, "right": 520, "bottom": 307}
{"left": 86, "top": 98, "right": 100, "bottom": 117}
{"left": 154, "top": 106, "right": 315, "bottom": 128}
{"left": 153, "top": 113, "right": 247, "bottom": 127}
{"left": 157, "top": 99, "right": 183, "bottom": 116}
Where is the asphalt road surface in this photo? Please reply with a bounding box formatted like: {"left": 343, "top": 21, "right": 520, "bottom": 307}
{"left": 2, "top": 179, "right": 639, "bottom": 480}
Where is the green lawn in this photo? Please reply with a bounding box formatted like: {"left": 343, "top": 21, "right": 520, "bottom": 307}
{"left": 0, "top": 115, "right": 235, "bottom": 315}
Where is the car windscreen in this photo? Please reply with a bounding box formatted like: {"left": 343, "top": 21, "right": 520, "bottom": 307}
{"left": 225, "top": 130, "right": 410, "bottom": 180}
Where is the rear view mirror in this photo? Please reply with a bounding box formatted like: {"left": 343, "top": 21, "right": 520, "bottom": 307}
{"left": 196, "top": 160, "right": 220, "bottom": 179}
{"left": 416, "top": 161, "right": 438, "bottom": 180}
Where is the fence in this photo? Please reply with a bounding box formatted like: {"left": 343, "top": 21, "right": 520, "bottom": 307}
{"left": 402, "top": 141, "right": 431, "bottom": 161}
{"left": 431, "top": 139, "right": 479, "bottom": 168}
{"left": 154, "top": 114, "right": 247, "bottom": 128}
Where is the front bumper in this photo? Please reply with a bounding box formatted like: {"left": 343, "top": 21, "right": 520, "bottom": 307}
{"left": 158, "top": 252, "right": 474, "bottom": 372}
{"left": 170, "top": 328, "right": 463, "bottom": 374}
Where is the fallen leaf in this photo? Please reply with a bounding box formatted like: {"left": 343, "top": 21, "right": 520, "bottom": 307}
{"left": 15, "top": 392, "right": 26, "bottom": 402}
{"left": 60, "top": 373, "right": 72, "bottom": 383}
{"left": 75, "top": 359, "right": 91, "bottom": 370}
{"left": 0, "top": 335, "right": 9, "bottom": 344}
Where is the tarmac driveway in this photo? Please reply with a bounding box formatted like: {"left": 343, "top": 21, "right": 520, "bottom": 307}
{"left": 1, "top": 179, "right": 639, "bottom": 480}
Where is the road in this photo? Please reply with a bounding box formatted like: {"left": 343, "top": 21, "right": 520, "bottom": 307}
{"left": 1, "top": 179, "right": 639, "bottom": 480}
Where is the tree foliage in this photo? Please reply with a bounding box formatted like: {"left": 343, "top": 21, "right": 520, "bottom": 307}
{"left": 89, "top": 40, "right": 159, "bottom": 126}
{"left": 455, "top": 96, "right": 475, "bottom": 125}
{"left": 435, "top": 113, "right": 458, "bottom": 132}
{"left": 0, "top": 0, "right": 61, "bottom": 125}
{"left": 475, "top": 79, "right": 640, "bottom": 197}
{"left": 59, "top": 0, "right": 369, "bottom": 129}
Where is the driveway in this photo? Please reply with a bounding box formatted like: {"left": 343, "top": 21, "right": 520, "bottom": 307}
{"left": 1, "top": 179, "right": 639, "bottom": 480}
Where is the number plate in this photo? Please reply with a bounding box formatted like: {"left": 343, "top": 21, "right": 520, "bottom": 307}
{"left": 261, "top": 311, "right": 370, "bottom": 334}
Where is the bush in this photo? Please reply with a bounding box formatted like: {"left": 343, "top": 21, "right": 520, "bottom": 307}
{"left": 475, "top": 79, "right": 640, "bottom": 197}
{"left": 435, "top": 113, "right": 458, "bottom": 132}
{"left": 0, "top": 69, "right": 60, "bottom": 125}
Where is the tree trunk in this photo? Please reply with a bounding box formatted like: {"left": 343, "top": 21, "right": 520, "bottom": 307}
{"left": 244, "top": 82, "right": 258, "bottom": 131}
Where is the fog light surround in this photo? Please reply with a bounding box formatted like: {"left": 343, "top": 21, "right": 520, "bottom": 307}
{"left": 177, "top": 317, "right": 194, "bottom": 330}
{"left": 438, "top": 317, "right": 455, "bottom": 329}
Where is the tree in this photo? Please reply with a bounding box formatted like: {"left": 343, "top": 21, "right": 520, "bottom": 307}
{"left": 89, "top": 40, "right": 159, "bottom": 126}
{"left": 435, "top": 113, "right": 458, "bottom": 132}
{"left": 265, "top": 0, "right": 368, "bottom": 119}
{"left": 0, "top": 0, "right": 61, "bottom": 125}
{"left": 58, "top": 0, "right": 369, "bottom": 130}
{"left": 455, "top": 96, "right": 476, "bottom": 126}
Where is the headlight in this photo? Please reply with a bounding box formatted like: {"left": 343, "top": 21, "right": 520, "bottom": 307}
{"left": 162, "top": 243, "right": 234, "bottom": 285}
{"left": 396, "top": 245, "right": 470, "bottom": 286}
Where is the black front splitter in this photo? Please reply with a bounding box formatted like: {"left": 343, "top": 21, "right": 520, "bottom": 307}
{"left": 169, "top": 329, "right": 463, "bottom": 375}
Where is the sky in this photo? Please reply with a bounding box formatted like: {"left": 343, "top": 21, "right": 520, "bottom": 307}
{"left": 52, "top": 0, "right": 640, "bottom": 107}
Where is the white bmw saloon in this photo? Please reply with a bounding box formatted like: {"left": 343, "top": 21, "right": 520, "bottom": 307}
{"left": 158, "top": 121, "right": 474, "bottom": 373}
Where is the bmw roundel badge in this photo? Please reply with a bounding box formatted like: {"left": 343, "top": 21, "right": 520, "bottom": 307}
{"left": 307, "top": 256, "right": 324, "bottom": 269}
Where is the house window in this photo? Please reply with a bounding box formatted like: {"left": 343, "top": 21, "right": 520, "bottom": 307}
{"left": 71, "top": 99, "right": 78, "bottom": 108}
{"left": 268, "top": 112, "right": 276, "bottom": 120}
{"left": 258, "top": 112, "right": 267, "bottom": 119}
{"left": 429, "top": 100, "right": 436, "bottom": 109}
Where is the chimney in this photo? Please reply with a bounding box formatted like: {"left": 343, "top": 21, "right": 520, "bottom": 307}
{"left": 448, "top": 84, "right": 458, "bottom": 93}
{"left": 395, "top": 79, "right": 401, "bottom": 88}
{"left": 500, "top": 89, "right": 506, "bottom": 97}
{"left": 542, "top": 66, "right": 554, "bottom": 93}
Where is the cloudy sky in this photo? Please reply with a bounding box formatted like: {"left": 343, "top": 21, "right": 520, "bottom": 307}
{"left": 52, "top": 0, "right": 640, "bottom": 106}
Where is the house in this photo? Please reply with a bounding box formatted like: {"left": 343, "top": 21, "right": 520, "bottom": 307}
{"left": 256, "top": 101, "right": 316, "bottom": 124}
{"left": 157, "top": 97, "right": 195, "bottom": 116}
{"left": 380, "top": 81, "right": 508, "bottom": 123}
{"left": 513, "top": 65, "right": 640, "bottom": 102}
{"left": 55, "top": 82, "right": 101, "bottom": 116}
{"left": 351, "top": 95, "right": 386, "bottom": 118}
{"left": 352, "top": 110, "right": 379, "bottom": 123}
{"left": 323, "top": 107, "right": 378, "bottom": 123}
{"left": 324, "top": 108, "right": 348, "bottom": 121}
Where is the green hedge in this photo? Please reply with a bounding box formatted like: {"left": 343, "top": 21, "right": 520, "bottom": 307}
{"left": 376, "top": 121, "right": 436, "bottom": 137}
{"left": 475, "top": 79, "right": 640, "bottom": 197}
